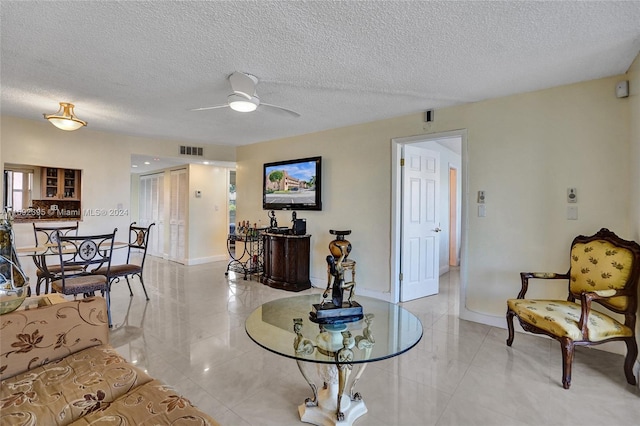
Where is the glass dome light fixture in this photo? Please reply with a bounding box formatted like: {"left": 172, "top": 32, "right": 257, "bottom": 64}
{"left": 227, "top": 93, "right": 259, "bottom": 112}
{"left": 43, "top": 102, "right": 87, "bottom": 131}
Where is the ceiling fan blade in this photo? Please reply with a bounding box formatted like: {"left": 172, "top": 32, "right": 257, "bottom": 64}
{"left": 261, "top": 103, "right": 301, "bottom": 118}
{"left": 229, "top": 71, "right": 257, "bottom": 98}
{"left": 189, "top": 105, "right": 229, "bottom": 111}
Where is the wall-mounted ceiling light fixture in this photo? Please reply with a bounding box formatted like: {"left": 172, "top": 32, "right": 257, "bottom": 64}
{"left": 43, "top": 102, "right": 87, "bottom": 131}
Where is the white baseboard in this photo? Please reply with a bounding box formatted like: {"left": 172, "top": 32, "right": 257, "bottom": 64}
{"left": 459, "top": 305, "right": 506, "bottom": 328}
{"left": 186, "top": 255, "right": 227, "bottom": 265}
{"left": 310, "top": 276, "right": 393, "bottom": 302}
{"left": 310, "top": 276, "right": 324, "bottom": 290}
{"left": 354, "top": 287, "right": 393, "bottom": 302}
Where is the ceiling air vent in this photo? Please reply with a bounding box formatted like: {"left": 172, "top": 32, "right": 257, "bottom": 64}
{"left": 179, "top": 146, "right": 204, "bottom": 156}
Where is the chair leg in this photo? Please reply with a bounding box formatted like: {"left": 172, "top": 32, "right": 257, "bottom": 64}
{"left": 560, "top": 338, "right": 574, "bottom": 389}
{"left": 624, "top": 337, "right": 638, "bottom": 386}
{"left": 105, "top": 287, "right": 112, "bottom": 328}
{"left": 137, "top": 274, "right": 150, "bottom": 301}
{"left": 35, "top": 276, "right": 45, "bottom": 295}
{"left": 506, "top": 309, "right": 516, "bottom": 346}
{"left": 124, "top": 276, "right": 134, "bottom": 297}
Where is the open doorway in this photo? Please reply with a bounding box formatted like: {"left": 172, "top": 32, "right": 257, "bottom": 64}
{"left": 391, "top": 130, "right": 466, "bottom": 304}
{"left": 229, "top": 170, "right": 236, "bottom": 235}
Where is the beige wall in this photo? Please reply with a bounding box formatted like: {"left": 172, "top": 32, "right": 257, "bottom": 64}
{"left": 237, "top": 73, "right": 634, "bottom": 322}
{"left": 188, "top": 163, "right": 230, "bottom": 263}
{"left": 627, "top": 53, "right": 640, "bottom": 356}
{"left": 237, "top": 118, "right": 407, "bottom": 298}
{"left": 629, "top": 54, "right": 640, "bottom": 243}
{"left": 2, "top": 117, "right": 134, "bottom": 254}
{"left": 453, "top": 76, "right": 630, "bottom": 317}
{"left": 1, "top": 115, "right": 235, "bottom": 272}
{"left": 128, "top": 164, "right": 231, "bottom": 264}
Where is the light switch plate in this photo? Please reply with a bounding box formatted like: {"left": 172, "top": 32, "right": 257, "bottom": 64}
{"left": 478, "top": 205, "right": 486, "bottom": 217}
{"left": 567, "top": 206, "right": 578, "bottom": 220}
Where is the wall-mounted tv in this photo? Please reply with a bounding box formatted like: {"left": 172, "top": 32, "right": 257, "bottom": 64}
{"left": 263, "top": 156, "right": 322, "bottom": 211}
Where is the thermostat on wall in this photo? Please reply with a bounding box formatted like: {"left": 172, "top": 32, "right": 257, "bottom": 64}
{"left": 616, "top": 80, "right": 629, "bottom": 98}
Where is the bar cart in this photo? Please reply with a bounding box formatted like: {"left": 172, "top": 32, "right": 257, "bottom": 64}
{"left": 225, "top": 230, "right": 265, "bottom": 280}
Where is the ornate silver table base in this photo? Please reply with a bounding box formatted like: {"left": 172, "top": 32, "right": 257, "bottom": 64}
{"left": 297, "top": 361, "right": 368, "bottom": 426}
{"left": 294, "top": 319, "right": 373, "bottom": 426}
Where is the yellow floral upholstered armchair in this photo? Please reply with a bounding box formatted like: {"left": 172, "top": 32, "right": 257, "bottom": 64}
{"left": 506, "top": 228, "right": 640, "bottom": 389}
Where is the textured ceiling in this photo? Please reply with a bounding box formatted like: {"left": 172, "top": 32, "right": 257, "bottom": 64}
{"left": 2, "top": 1, "right": 640, "bottom": 150}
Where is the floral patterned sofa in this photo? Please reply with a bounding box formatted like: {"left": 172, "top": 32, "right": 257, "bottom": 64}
{"left": 0, "top": 297, "right": 219, "bottom": 425}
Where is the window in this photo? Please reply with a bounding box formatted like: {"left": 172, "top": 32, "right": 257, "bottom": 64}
{"left": 4, "top": 168, "right": 33, "bottom": 211}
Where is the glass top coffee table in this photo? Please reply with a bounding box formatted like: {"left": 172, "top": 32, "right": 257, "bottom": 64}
{"left": 246, "top": 294, "right": 423, "bottom": 426}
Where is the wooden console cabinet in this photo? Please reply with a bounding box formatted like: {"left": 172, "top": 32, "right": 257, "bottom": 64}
{"left": 262, "top": 233, "right": 311, "bottom": 292}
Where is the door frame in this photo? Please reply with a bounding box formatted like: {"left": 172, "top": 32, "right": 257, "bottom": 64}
{"left": 391, "top": 129, "right": 468, "bottom": 305}
{"left": 449, "top": 166, "right": 458, "bottom": 267}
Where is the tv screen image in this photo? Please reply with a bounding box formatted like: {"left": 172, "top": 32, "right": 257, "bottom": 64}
{"left": 263, "top": 156, "right": 322, "bottom": 211}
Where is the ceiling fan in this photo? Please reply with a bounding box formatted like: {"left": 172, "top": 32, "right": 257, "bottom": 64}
{"left": 190, "top": 71, "right": 300, "bottom": 118}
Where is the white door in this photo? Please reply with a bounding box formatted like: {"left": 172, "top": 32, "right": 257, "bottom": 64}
{"left": 139, "top": 173, "right": 164, "bottom": 257}
{"left": 169, "top": 169, "right": 187, "bottom": 263}
{"left": 400, "top": 145, "right": 440, "bottom": 302}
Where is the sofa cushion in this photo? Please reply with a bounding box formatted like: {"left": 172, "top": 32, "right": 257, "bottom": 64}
{"left": 0, "top": 345, "right": 153, "bottom": 426}
{"left": 1, "top": 297, "right": 109, "bottom": 381}
{"left": 70, "top": 379, "right": 220, "bottom": 426}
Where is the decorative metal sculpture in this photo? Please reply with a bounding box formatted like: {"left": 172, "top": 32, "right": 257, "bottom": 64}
{"left": 335, "top": 331, "right": 355, "bottom": 421}
{"left": 293, "top": 318, "right": 315, "bottom": 355}
{"left": 311, "top": 230, "right": 362, "bottom": 324}
{"left": 293, "top": 318, "right": 319, "bottom": 407}
{"left": 324, "top": 229, "right": 355, "bottom": 305}
{"left": 269, "top": 210, "right": 278, "bottom": 229}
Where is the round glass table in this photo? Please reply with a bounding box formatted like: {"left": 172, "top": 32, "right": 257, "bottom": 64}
{"left": 246, "top": 294, "right": 423, "bottom": 426}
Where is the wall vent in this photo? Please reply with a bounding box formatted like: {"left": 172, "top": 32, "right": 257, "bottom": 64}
{"left": 179, "top": 146, "right": 204, "bottom": 156}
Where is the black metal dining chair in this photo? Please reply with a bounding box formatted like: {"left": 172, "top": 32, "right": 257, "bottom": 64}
{"left": 51, "top": 228, "right": 117, "bottom": 326}
{"left": 93, "top": 222, "right": 155, "bottom": 300}
{"left": 32, "top": 222, "right": 80, "bottom": 295}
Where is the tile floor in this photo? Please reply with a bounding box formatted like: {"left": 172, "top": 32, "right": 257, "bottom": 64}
{"left": 105, "top": 256, "right": 640, "bottom": 425}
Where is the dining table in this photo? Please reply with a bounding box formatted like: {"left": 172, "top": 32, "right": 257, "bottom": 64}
{"left": 15, "top": 241, "right": 128, "bottom": 294}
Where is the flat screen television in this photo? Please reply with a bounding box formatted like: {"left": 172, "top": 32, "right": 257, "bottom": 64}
{"left": 263, "top": 156, "right": 322, "bottom": 211}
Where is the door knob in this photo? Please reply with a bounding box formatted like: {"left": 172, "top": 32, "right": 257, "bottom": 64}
{"left": 434, "top": 227, "right": 442, "bottom": 232}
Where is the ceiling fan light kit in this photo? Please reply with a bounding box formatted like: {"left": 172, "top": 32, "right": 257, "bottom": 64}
{"left": 228, "top": 93, "right": 259, "bottom": 112}
{"left": 43, "top": 102, "right": 87, "bottom": 131}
